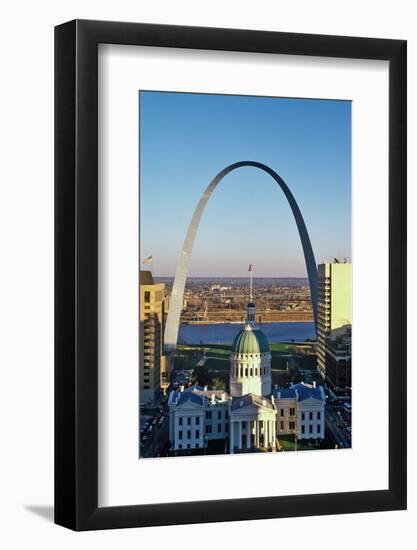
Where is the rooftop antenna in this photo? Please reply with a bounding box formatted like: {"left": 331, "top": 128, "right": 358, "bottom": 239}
{"left": 248, "top": 263, "right": 253, "bottom": 302}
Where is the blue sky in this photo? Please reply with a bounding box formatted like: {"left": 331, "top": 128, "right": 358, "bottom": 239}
{"left": 140, "top": 91, "right": 351, "bottom": 277}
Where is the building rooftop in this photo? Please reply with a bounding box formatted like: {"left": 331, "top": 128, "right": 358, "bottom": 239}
{"left": 140, "top": 270, "right": 154, "bottom": 285}
{"left": 231, "top": 393, "right": 275, "bottom": 411}
{"left": 272, "top": 382, "right": 325, "bottom": 402}
{"left": 176, "top": 392, "right": 203, "bottom": 407}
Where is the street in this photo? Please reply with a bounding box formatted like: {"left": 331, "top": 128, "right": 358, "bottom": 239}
{"left": 140, "top": 405, "right": 170, "bottom": 458}
{"left": 325, "top": 402, "right": 351, "bottom": 449}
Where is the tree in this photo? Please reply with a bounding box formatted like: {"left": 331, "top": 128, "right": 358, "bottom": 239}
{"left": 211, "top": 377, "right": 225, "bottom": 390}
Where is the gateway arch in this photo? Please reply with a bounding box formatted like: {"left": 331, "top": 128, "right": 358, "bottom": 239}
{"left": 164, "top": 161, "right": 318, "bottom": 353}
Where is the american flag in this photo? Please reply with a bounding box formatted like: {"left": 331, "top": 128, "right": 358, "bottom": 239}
{"left": 248, "top": 264, "right": 253, "bottom": 272}
{"left": 143, "top": 255, "right": 153, "bottom": 265}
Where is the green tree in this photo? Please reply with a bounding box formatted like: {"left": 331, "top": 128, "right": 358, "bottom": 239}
{"left": 211, "top": 377, "right": 225, "bottom": 390}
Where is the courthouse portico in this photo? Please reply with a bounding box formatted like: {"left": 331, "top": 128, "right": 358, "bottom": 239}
{"left": 230, "top": 394, "right": 277, "bottom": 452}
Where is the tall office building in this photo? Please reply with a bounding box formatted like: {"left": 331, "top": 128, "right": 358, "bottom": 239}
{"left": 139, "top": 270, "right": 168, "bottom": 404}
{"left": 317, "top": 262, "right": 352, "bottom": 387}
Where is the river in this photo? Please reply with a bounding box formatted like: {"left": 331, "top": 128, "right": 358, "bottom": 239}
{"left": 178, "top": 321, "right": 315, "bottom": 345}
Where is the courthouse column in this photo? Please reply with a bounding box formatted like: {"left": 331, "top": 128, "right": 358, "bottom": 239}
{"left": 230, "top": 422, "right": 234, "bottom": 454}
{"left": 238, "top": 422, "right": 242, "bottom": 449}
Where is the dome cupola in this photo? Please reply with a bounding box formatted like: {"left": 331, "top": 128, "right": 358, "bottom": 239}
{"left": 232, "top": 324, "right": 270, "bottom": 355}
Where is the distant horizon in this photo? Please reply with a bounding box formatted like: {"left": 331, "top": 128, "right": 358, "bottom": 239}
{"left": 142, "top": 265, "right": 351, "bottom": 280}
{"left": 152, "top": 274, "right": 309, "bottom": 280}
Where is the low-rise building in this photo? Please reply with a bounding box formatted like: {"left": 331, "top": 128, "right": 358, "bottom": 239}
{"left": 168, "top": 387, "right": 230, "bottom": 451}
{"left": 273, "top": 383, "right": 325, "bottom": 440}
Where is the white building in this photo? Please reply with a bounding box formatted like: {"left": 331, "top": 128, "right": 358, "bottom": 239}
{"left": 169, "top": 389, "right": 230, "bottom": 451}
{"left": 168, "top": 299, "right": 325, "bottom": 454}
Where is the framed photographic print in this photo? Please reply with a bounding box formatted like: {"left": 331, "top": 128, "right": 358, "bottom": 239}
{"left": 55, "top": 20, "right": 407, "bottom": 531}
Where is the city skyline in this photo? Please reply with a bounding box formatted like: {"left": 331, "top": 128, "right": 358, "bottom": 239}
{"left": 140, "top": 91, "right": 351, "bottom": 277}
{"left": 139, "top": 92, "right": 352, "bottom": 459}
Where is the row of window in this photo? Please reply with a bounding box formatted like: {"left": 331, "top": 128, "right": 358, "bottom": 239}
{"left": 232, "top": 366, "right": 269, "bottom": 377}
{"left": 177, "top": 423, "right": 228, "bottom": 441}
{"left": 280, "top": 408, "right": 295, "bottom": 416}
{"left": 279, "top": 409, "right": 322, "bottom": 421}
{"left": 278, "top": 421, "right": 321, "bottom": 433}
{"left": 177, "top": 423, "right": 322, "bottom": 440}
{"left": 300, "top": 424, "right": 321, "bottom": 434}
{"left": 178, "top": 416, "right": 200, "bottom": 426}
{"left": 177, "top": 443, "right": 199, "bottom": 450}
{"left": 205, "top": 409, "right": 228, "bottom": 420}
{"left": 301, "top": 411, "right": 321, "bottom": 421}
{"left": 234, "top": 353, "right": 267, "bottom": 359}
{"left": 178, "top": 430, "right": 200, "bottom": 440}
{"left": 206, "top": 424, "right": 227, "bottom": 434}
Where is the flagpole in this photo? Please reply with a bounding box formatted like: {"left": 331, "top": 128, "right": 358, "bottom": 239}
{"left": 249, "top": 265, "right": 253, "bottom": 302}
{"left": 142, "top": 255, "right": 153, "bottom": 272}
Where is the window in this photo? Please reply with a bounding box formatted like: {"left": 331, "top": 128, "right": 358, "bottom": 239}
{"left": 280, "top": 409, "right": 284, "bottom": 417}
{"left": 178, "top": 430, "right": 182, "bottom": 440}
{"left": 187, "top": 417, "right": 191, "bottom": 426}
{"left": 225, "top": 424, "right": 228, "bottom": 432}
{"left": 280, "top": 421, "right": 284, "bottom": 430}
{"left": 206, "top": 411, "right": 212, "bottom": 420}
{"left": 309, "top": 425, "right": 313, "bottom": 433}
{"left": 206, "top": 425, "right": 212, "bottom": 433}
{"left": 187, "top": 430, "right": 191, "bottom": 439}
{"left": 196, "top": 430, "right": 199, "bottom": 439}
{"left": 178, "top": 444, "right": 182, "bottom": 449}
{"left": 196, "top": 443, "right": 199, "bottom": 449}
{"left": 302, "top": 425, "right": 305, "bottom": 434}
{"left": 309, "top": 412, "right": 313, "bottom": 420}
{"left": 187, "top": 444, "right": 190, "bottom": 449}
{"left": 218, "top": 410, "right": 222, "bottom": 420}
{"left": 289, "top": 421, "right": 295, "bottom": 430}
{"left": 196, "top": 417, "right": 200, "bottom": 425}
{"left": 218, "top": 424, "right": 221, "bottom": 432}
{"left": 178, "top": 417, "right": 183, "bottom": 426}
{"left": 290, "top": 408, "right": 295, "bottom": 416}
{"left": 317, "top": 411, "right": 321, "bottom": 420}
{"left": 301, "top": 412, "right": 305, "bottom": 421}
{"left": 317, "top": 423, "right": 321, "bottom": 431}
{"left": 144, "top": 291, "right": 150, "bottom": 303}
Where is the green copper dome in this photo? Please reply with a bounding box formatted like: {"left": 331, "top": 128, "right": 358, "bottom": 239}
{"left": 232, "top": 326, "right": 270, "bottom": 354}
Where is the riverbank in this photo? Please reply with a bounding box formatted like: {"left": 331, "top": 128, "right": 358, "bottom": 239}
{"left": 184, "top": 318, "right": 313, "bottom": 325}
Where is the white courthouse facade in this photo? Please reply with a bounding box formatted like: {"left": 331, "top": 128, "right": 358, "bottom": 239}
{"left": 168, "top": 300, "right": 325, "bottom": 453}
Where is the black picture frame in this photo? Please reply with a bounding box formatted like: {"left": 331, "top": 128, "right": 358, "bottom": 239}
{"left": 55, "top": 19, "right": 407, "bottom": 531}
